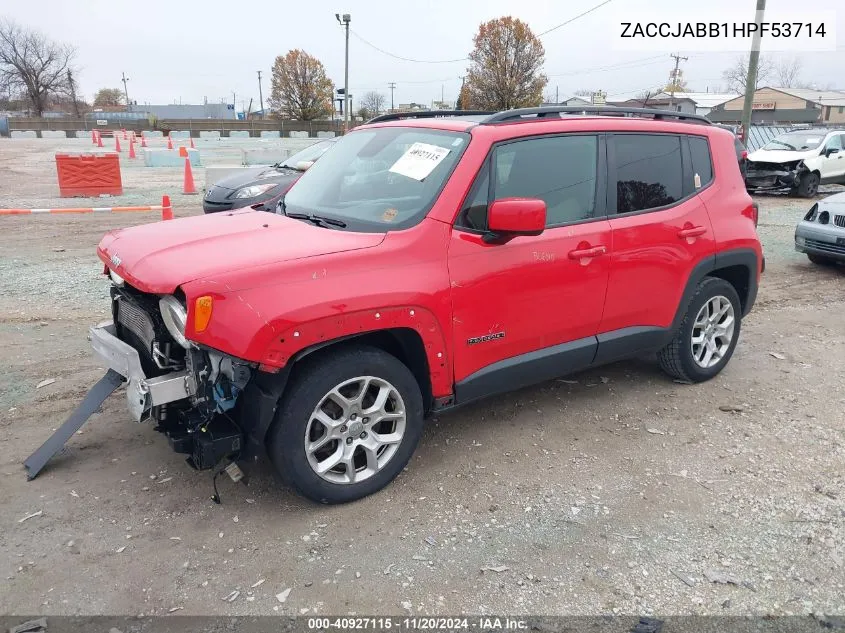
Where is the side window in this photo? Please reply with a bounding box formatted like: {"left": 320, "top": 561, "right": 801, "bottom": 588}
{"left": 825, "top": 134, "right": 843, "bottom": 151}
{"left": 688, "top": 136, "right": 714, "bottom": 188}
{"left": 614, "top": 134, "right": 683, "bottom": 213}
{"left": 492, "top": 135, "right": 598, "bottom": 226}
{"left": 457, "top": 165, "right": 490, "bottom": 231}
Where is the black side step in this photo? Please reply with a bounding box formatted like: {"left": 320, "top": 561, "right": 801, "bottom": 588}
{"left": 23, "top": 369, "right": 124, "bottom": 480}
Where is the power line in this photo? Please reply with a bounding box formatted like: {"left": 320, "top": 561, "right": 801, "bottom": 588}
{"left": 536, "top": 0, "right": 614, "bottom": 37}
{"left": 349, "top": 0, "right": 615, "bottom": 65}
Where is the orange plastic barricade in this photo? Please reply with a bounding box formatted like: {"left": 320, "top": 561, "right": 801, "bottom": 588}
{"left": 55, "top": 153, "right": 123, "bottom": 197}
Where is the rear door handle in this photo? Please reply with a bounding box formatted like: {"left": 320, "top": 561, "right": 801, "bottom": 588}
{"left": 678, "top": 226, "right": 707, "bottom": 239}
{"left": 568, "top": 245, "right": 607, "bottom": 259}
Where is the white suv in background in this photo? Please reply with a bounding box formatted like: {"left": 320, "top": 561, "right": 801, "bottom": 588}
{"left": 745, "top": 129, "right": 845, "bottom": 197}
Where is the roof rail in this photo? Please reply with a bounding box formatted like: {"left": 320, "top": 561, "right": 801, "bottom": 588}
{"left": 481, "top": 106, "right": 712, "bottom": 125}
{"left": 366, "top": 110, "right": 494, "bottom": 123}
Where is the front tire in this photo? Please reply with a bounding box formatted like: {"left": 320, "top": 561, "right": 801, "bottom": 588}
{"left": 658, "top": 277, "right": 742, "bottom": 383}
{"left": 267, "top": 345, "right": 424, "bottom": 504}
{"left": 808, "top": 253, "right": 836, "bottom": 266}
{"left": 794, "top": 172, "right": 820, "bottom": 198}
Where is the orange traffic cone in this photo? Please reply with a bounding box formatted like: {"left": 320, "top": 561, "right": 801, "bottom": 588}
{"left": 140, "top": 135, "right": 147, "bottom": 148}
{"left": 182, "top": 157, "right": 197, "bottom": 194}
{"left": 161, "top": 194, "right": 173, "bottom": 221}
{"left": 167, "top": 135, "right": 173, "bottom": 150}
{"left": 97, "top": 132, "right": 104, "bottom": 148}
{"left": 178, "top": 146, "right": 188, "bottom": 157}
{"left": 129, "top": 139, "right": 136, "bottom": 159}
{"left": 123, "top": 129, "right": 128, "bottom": 140}
{"left": 91, "top": 130, "right": 96, "bottom": 144}
{"left": 190, "top": 136, "right": 195, "bottom": 149}
{"left": 115, "top": 134, "right": 121, "bottom": 152}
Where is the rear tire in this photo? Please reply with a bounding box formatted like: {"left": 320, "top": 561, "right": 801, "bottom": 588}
{"left": 658, "top": 277, "right": 742, "bottom": 383}
{"left": 794, "top": 172, "right": 820, "bottom": 198}
{"left": 267, "top": 345, "right": 424, "bottom": 504}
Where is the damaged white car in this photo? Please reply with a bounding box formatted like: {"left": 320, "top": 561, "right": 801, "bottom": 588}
{"left": 745, "top": 129, "right": 845, "bottom": 197}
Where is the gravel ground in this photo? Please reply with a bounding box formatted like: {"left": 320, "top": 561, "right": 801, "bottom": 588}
{"left": 0, "top": 137, "right": 843, "bottom": 618}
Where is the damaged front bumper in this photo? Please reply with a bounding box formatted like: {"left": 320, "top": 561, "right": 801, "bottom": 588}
{"left": 89, "top": 321, "right": 195, "bottom": 421}
{"left": 745, "top": 165, "right": 802, "bottom": 192}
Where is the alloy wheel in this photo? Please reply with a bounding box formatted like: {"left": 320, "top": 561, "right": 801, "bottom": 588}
{"left": 690, "top": 295, "right": 736, "bottom": 369}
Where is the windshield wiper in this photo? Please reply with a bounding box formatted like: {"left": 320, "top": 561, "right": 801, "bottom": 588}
{"left": 285, "top": 212, "right": 347, "bottom": 229}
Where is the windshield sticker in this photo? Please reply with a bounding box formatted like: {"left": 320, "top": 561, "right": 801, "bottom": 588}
{"left": 381, "top": 208, "right": 399, "bottom": 222}
{"left": 389, "top": 142, "right": 450, "bottom": 181}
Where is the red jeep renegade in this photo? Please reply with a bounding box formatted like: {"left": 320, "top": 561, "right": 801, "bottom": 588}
{"left": 26, "top": 107, "right": 763, "bottom": 504}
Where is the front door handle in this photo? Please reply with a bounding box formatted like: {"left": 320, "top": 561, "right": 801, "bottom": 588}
{"left": 678, "top": 226, "right": 707, "bottom": 239}
{"left": 568, "top": 245, "right": 607, "bottom": 259}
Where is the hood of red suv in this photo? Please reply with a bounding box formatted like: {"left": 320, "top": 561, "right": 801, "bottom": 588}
{"left": 98, "top": 210, "right": 385, "bottom": 294}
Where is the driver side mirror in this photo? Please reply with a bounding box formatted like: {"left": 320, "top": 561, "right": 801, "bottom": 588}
{"left": 485, "top": 197, "right": 546, "bottom": 243}
{"left": 825, "top": 147, "right": 840, "bottom": 157}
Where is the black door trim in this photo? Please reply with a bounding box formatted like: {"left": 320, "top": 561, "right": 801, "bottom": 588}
{"left": 454, "top": 336, "right": 597, "bottom": 406}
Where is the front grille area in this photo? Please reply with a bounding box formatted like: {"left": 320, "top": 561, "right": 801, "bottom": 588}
{"left": 805, "top": 239, "right": 845, "bottom": 255}
{"left": 116, "top": 298, "right": 156, "bottom": 351}
{"left": 834, "top": 215, "right": 845, "bottom": 228}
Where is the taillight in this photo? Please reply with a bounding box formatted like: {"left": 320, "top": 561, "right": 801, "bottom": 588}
{"left": 741, "top": 150, "right": 748, "bottom": 160}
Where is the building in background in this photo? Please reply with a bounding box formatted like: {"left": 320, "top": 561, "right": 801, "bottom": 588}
{"left": 541, "top": 95, "right": 592, "bottom": 107}
{"left": 708, "top": 87, "right": 845, "bottom": 125}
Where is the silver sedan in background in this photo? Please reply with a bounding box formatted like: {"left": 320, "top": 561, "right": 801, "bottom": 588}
{"left": 795, "top": 191, "right": 845, "bottom": 265}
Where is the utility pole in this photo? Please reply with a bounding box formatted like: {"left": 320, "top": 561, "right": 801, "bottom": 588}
{"left": 66, "top": 70, "right": 80, "bottom": 118}
{"left": 740, "top": 0, "right": 767, "bottom": 143}
{"left": 257, "top": 70, "right": 265, "bottom": 119}
{"left": 336, "top": 13, "right": 351, "bottom": 132}
{"left": 232, "top": 91, "right": 236, "bottom": 118}
{"left": 388, "top": 82, "right": 396, "bottom": 112}
{"left": 121, "top": 72, "right": 130, "bottom": 112}
{"left": 668, "top": 53, "right": 688, "bottom": 108}
{"left": 555, "top": 86, "right": 559, "bottom": 104}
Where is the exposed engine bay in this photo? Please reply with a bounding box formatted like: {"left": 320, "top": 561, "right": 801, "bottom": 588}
{"left": 24, "top": 278, "right": 263, "bottom": 489}
{"left": 744, "top": 159, "right": 805, "bottom": 191}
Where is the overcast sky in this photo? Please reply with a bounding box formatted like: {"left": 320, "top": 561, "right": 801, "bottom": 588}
{"left": 8, "top": 0, "right": 845, "bottom": 111}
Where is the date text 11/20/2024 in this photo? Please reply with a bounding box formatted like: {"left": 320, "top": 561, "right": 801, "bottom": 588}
{"left": 307, "top": 618, "right": 528, "bottom": 631}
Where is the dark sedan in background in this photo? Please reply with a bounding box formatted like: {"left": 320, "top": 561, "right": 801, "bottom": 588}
{"left": 203, "top": 138, "right": 337, "bottom": 213}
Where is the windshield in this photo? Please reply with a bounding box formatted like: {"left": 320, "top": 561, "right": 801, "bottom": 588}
{"left": 283, "top": 127, "right": 469, "bottom": 231}
{"left": 279, "top": 140, "right": 336, "bottom": 169}
{"left": 762, "top": 132, "right": 825, "bottom": 151}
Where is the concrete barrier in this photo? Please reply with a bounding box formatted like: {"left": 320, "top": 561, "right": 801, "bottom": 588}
{"left": 169, "top": 130, "right": 191, "bottom": 139}
{"left": 205, "top": 165, "right": 265, "bottom": 188}
{"left": 316, "top": 131, "right": 336, "bottom": 139}
{"left": 229, "top": 130, "right": 250, "bottom": 138}
{"left": 142, "top": 130, "right": 164, "bottom": 138}
{"left": 200, "top": 130, "right": 221, "bottom": 139}
{"left": 41, "top": 130, "right": 67, "bottom": 138}
{"left": 143, "top": 148, "right": 201, "bottom": 167}
{"left": 289, "top": 131, "right": 308, "bottom": 138}
{"left": 242, "top": 148, "right": 289, "bottom": 166}
{"left": 260, "top": 130, "right": 280, "bottom": 139}
{"left": 11, "top": 130, "right": 37, "bottom": 138}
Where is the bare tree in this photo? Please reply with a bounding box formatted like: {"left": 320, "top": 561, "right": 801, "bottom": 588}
{"left": 574, "top": 89, "right": 594, "bottom": 97}
{"left": 268, "top": 49, "right": 333, "bottom": 120}
{"left": 464, "top": 16, "right": 547, "bottom": 110}
{"left": 0, "top": 20, "right": 76, "bottom": 116}
{"left": 721, "top": 54, "right": 774, "bottom": 94}
{"left": 358, "top": 91, "right": 385, "bottom": 120}
{"left": 774, "top": 57, "right": 803, "bottom": 87}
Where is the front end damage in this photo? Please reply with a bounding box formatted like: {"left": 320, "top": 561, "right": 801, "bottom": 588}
{"left": 744, "top": 160, "right": 805, "bottom": 192}
{"left": 24, "top": 281, "right": 276, "bottom": 484}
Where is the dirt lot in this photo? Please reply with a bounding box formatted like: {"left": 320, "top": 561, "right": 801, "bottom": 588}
{"left": 0, "top": 138, "right": 843, "bottom": 618}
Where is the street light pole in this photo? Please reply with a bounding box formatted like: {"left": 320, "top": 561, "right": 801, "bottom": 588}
{"left": 257, "top": 70, "right": 265, "bottom": 119}
{"left": 121, "top": 72, "right": 130, "bottom": 112}
{"left": 740, "top": 0, "right": 767, "bottom": 142}
{"left": 336, "top": 13, "right": 351, "bottom": 133}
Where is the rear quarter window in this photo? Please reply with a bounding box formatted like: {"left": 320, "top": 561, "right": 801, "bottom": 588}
{"left": 688, "top": 136, "right": 714, "bottom": 188}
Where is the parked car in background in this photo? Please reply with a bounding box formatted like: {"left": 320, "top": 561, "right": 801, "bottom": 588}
{"left": 27, "top": 107, "right": 763, "bottom": 504}
{"left": 202, "top": 138, "right": 337, "bottom": 213}
{"left": 745, "top": 129, "right": 845, "bottom": 197}
{"left": 795, "top": 191, "right": 845, "bottom": 265}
